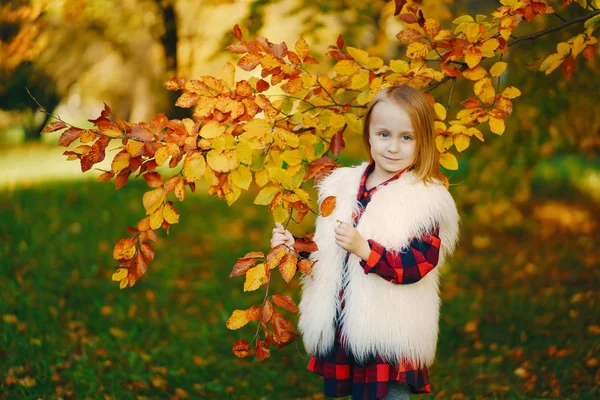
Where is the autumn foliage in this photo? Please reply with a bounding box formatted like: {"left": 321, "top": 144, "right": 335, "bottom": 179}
{"left": 41, "top": 0, "right": 600, "bottom": 360}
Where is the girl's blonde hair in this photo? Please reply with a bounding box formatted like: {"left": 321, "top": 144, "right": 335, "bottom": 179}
{"left": 362, "top": 85, "right": 449, "bottom": 187}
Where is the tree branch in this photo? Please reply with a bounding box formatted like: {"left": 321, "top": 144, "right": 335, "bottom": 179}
{"left": 508, "top": 10, "right": 600, "bottom": 47}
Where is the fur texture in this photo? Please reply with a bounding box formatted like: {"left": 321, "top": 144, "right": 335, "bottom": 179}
{"left": 298, "top": 162, "right": 460, "bottom": 367}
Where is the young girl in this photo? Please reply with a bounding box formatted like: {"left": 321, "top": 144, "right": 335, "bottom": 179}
{"left": 271, "top": 85, "right": 460, "bottom": 400}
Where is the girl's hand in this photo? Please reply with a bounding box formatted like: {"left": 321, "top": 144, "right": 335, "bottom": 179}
{"left": 334, "top": 221, "right": 371, "bottom": 261}
{"left": 270, "top": 222, "right": 295, "bottom": 253}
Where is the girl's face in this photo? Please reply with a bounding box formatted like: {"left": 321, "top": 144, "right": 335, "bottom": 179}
{"left": 368, "top": 99, "right": 417, "bottom": 181}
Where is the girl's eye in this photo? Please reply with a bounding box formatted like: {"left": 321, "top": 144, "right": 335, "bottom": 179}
{"left": 402, "top": 135, "right": 412, "bottom": 140}
{"left": 379, "top": 131, "right": 389, "bottom": 137}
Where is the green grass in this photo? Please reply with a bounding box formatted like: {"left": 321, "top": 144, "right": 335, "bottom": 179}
{"left": 1, "top": 178, "right": 599, "bottom": 399}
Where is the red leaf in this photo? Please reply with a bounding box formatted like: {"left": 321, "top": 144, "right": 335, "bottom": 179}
{"left": 562, "top": 0, "right": 573, "bottom": 7}
{"left": 232, "top": 339, "right": 252, "bottom": 358}
{"left": 255, "top": 340, "right": 270, "bottom": 361}
{"left": 461, "top": 97, "right": 482, "bottom": 109}
{"left": 304, "top": 156, "right": 338, "bottom": 183}
{"left": 41, "top": 121, "right": 67, "bottom": 134}
{"left": 58, "top": 127, "right": 83, "bottom": 146}
{"left": 330, "top": 130, "right": 345, "bottom": 157}
{"left": 256, "top": 79, "right": 270, "bottom": 93}
{"left": 130, "top": 124, "right": 153, "bottom": 141}
{"left": 303, "top": 55, "right": 319, "bottom": 64}
{"left": 400, "top": 13, "right": 417, "bottom": 24}
{"left": 261, "top": 299, "right": 273, "bottom": 323}
{"left": 143, "top": 172, "right": 163, "bottom": 188}
{"left": 271, "top": 294, "right": 298, "bottom": 313}
{"left": 271, "top": 309, "right": 295, "bottom": 340}
{"left": 561, "top": 56, "right": 575, "bottom": 78}
{"left": 298, "top": 258, "right": 314, "bottom": 275}
{"left": 292, "top": 237, "right": 318, "bottom": 253}
{"left": 115, "top": 168, "right": 132, "bottom": 190}
{"left": 233, "top": 24, "right": 243, "bottom": 41}
{"left": 336, "top": 34, "right": 345, "bottom": 49}
{"left": 326, "top": 49, "right": 353, "bottom": 61}
{"left": 583, "top": 44, "right": 595, "bottom": 60}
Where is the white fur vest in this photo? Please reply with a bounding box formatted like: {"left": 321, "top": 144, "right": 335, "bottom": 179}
{"left": 298, "top": 161, "right": 460, "bottom": 367}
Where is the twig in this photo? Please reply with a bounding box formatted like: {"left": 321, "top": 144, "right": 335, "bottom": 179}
{"left": 446, "top": 78, "right": 456, "bottom": 113}
{"left": 508, "top": 10, "right": 600, "bottom": 47}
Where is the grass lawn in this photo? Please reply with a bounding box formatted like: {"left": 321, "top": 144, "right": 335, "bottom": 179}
{"left": 1, "top": 178, "right": 599, "bottom": 399}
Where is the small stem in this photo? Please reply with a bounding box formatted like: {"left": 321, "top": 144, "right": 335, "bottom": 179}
{"left": 446, "top": 78, "right": 456, "bottom": 113}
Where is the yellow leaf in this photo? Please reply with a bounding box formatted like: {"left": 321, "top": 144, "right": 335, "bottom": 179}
{"left": 293, "top": 187, "right": 310, "bottom": 205}
{"left": 236, "top": 138, "right": 253, "bottom": 165}
{"left": 183, "top": 151, "right": 206, "bottom": 183}
{"left": 502, "top": 86, "right": 521, "bottom": 99}
{"left": 206, "top": 150, "right": 230, "bottom": 172}
{"left": 347, "top": 46, "right": 370, "bottom": 65}
{"left": 465, "top": 23, "right": 482, "bottom": 43}
{"left": 330, "top": 113, "right": 345, "bottom": 129}
{"left": 111, "top": 151, "right": 130, "bottom": 173}
{"left": 333, "top": 60, "right": 360, "bottom": 76}
{"left": 468, "top": 127, "right": 485, "bottom": 142}
{"left": 406, "top": 42, "right": 431, "bottom": 60}
{"left": 223, "top": 62, "right": 235, "bottom": 89}
{"left": 244, "top": 263, "right": 267, "bottom": 291}
{"left": 273, "top": 128, "right": 299, "bottom": 149}
{"left": 154, "top": 146, "right": 170, "bottom": 166}
{"left": 490, "top": 61, "right": 508, "bottom": 77}
{"left": 226, "top": 309, "right": 252, "bottom": 330}
{"left": 281, "top": 149, "right": 303, "bottom": 166}
{"left": 479, "top": 38, "right": 499, "bottom": 57}
{"left": 440, "top": 152, "right": 459, "bottom": 170}
{"left": 231, "top": 164, "right": 252, "bottom": 190}
{"left": 3, "top": 314, "right": 17, "bottom": 324}
{"left": 463, "top": 66, "right": 487, "bottom": 81}
{"left": 356, "top": 88, "right": 372, "bottom": 106}
{"left": 390, "top": 59, "right": 409, "bottom": 74}
{"left": 272, "top": 204, "right": 289, "bottom": 224}
{"left": 489, "top": 117, "right": 505, "bottom": 135}
{"left": 540, "top": 53, "right": 564, "bottom": 72}
{"left": 143, "top": 187, "right": 166, "bottom": 215}
{"left": 112, "top": 268, "right": 128, "bottom": 282}
{"left": 474, "top": 77, "right": 495, "bottom": 103}
{"left": 557, "top": 42, "right": 571, "bottom": 56}
{"left": 149, "top": 206, "right": 164, "bottom": 230}
{"left": 201, "top": 121, "right": 225, "bottom": 139}
{"left": 268, "top": 167, "right": 293, "bottom": 190}
{"left": 465, "top": 49, "right": 482, "bottom": 69}
{"left": 255, "top": 168, "right": 270, "bottom": 187}
{"left": 572, "top": 35, "right": 586, "bottom": 58}
{"left": 295, "top": 37, "right": 310, "bottom": 59}
{"left": 110, "top": 327, "right": 127, "bottom": 338}
{"left": 163, "top": 203, "right": 179, "bottom": 224}
{"left": 254, "top": 185, "right": 281, "bottom": 205}
{"left": 368, "top": 56, "right": 384, "bottom": 69}
{"left": 345, "top": 113, "right": 363, "bottom": 134}
{"left": 454, "top": 134, "right": 471, "bottom": 152}
{"left": 434, "top": 103, "right": 447, "bottom": 121}
{"left": 350, "top": 71, "right": 370, "bottom": 90}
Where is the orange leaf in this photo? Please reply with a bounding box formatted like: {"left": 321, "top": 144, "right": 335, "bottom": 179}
{"left": 41, "top": 121, "right": 67, "bottom": 134}
{"left": 256, "top": 79, "right": 270, "bottom": 93}
{"left": 261, "top": 299, "right": 273, "bottom": 323}
{"left": 396, "top": 28, "right": 423, "bottom": 44}
{"left": 143, "top": 187, "right": 166, "bottom": 214}
{"left": 238, "top": 53, "right": 261, "bottom": 71}
{"left": 330, "top": 130, "right": 345, "bottom": 157}
{"left": 271, "top": 294, "right": 298, "bottom": 313}
{"left": 232, "top": 339, "right": 252, "bottom": 358}
{"left": 176, "top": 92, "right": 199, "bottom": 108}
{"left": 266, "top": 245, "right": 287, "bottom": 270}
{"left": 295, "top": 37, "right": 310, "bottom": 59}
{"left": 57, "top": 127, "right": 83, "bottom": 146}
{"left": 298, "top": 258, "right": 314, "bottom": 275}
{"left": 255, "top": 340, "right": 271, "bottom": 361}
{"left": 230, "top": 257, "right": 261, "bottom": 277}
{"left": 113, "top": 238, "right": 136, "bottom": 260}
{"left": 561, "top": 56, "right": 575, "bottom": 78}
{"left": 140, "top": 242, "right": 155, "bottom": 262}
{"left": 320, "top": 196, "right": 336, "bottom": 217}
{"left": 278, "top": 253, "right": 298, "bottom": 283}
{"left": 98, "top": 171, "right": 114, "bottom": 182}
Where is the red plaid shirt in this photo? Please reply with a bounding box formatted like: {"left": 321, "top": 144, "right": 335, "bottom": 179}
{"left": 306, "top": 161, "right": 441, "bottom": 399}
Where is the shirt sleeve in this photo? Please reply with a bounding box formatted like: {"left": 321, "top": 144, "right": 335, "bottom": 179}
{"left": 359, "top": 224, "right": 441, "bottom": 284}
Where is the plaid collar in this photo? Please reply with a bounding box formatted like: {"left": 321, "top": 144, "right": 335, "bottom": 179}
{"left": 358, "top": 160, "right": 412, "bottom": 202}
